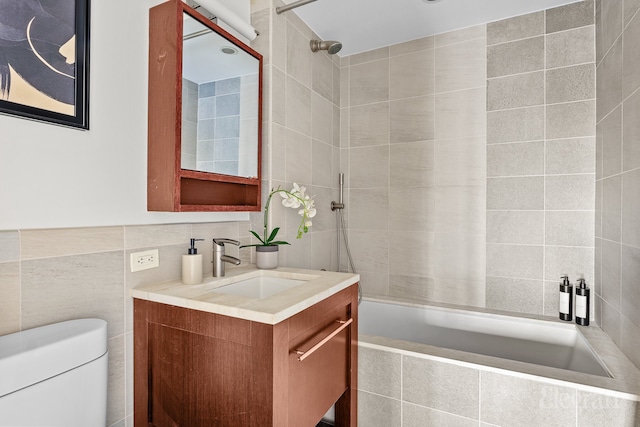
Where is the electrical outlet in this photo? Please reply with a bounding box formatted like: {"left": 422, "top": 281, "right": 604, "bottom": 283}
{"left": 130, "top": 249, "right": 159, "bottom": 272}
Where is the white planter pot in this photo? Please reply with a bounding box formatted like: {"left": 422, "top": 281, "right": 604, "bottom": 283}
{"left": 256, "top": 245, "right": 279, "bottom": 269}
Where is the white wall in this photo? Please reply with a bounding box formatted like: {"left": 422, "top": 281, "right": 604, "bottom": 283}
{"left": 0, "top": 0, "right": 249, "bottom": 230}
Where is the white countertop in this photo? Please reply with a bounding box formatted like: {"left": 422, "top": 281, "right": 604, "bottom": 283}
{"left": 131, "top": 266, "right": 360, "bottom": 324}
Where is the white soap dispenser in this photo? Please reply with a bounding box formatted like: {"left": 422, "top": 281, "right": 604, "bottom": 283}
{"left": 182, "top": 238, "right": 204, "bottom": 285}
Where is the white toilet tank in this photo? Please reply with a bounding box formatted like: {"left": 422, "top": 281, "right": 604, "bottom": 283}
{"left": 0, "top": 319, "right": 108, "bottom": 427}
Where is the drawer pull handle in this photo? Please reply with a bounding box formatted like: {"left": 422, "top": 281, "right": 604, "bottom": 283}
{"left": 295, "top": 318, "right": 353, "bottom": 362}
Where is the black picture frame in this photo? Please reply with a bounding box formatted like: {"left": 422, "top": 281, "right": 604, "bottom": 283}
{"left": 0, "top": 0, "right": 90, "bottom": 130}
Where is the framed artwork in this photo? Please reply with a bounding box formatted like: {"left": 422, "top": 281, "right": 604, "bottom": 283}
{"left": 0, "top": 0, "right": 90, "bottom": 129}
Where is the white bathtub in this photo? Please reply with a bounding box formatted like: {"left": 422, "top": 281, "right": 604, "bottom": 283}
{"left": 359, "top": 299, "right": 610, "bottom": 377}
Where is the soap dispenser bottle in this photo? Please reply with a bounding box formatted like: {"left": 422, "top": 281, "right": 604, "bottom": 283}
{"left": 559, "top": 275, "right": 573, "bottom": 321}
{"left": 575, "top": 278, "right": 590, "bottom": 326}
{"left": 182, "top": 238, "right": 204, "bottom": 285}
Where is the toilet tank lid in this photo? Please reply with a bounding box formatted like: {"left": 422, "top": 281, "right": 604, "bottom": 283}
{"left": 0, "top": 319, "right": 108, "bottom": 398}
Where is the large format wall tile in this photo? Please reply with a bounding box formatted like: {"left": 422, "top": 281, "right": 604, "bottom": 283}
{"left": 358, "top": 346, "right": 401, "bottom": 399}
{"left": 390, "top": 49, "right": 434, "bottom": 99}
{"left": 403, "top": 402, "right": 478, "bottom": 427}
{"left": 435, "top": 37, "right": 486, "bottom": 92}
{"left": 0, "top": 262, "right": 20, "bottom": 335}
{"left": 622, "top": 168, "right": 640, "bottom": 248}
{"left": 622, "top": 87, "right": 640, "bottom": 171}
{"left": 21, "top": 227, "right": 124, "bottom": 259}
{"left": 487, "top": 11, "right": 544, "bottom": 45}
{"left": 546, "top": 64, "right": 595, "bottom": 104}
{"left": 487, "top": 72, "right": 545, "bottom": 111}
{"left": 547, "top": 100, "right": 596, "bottom": 139}
{"left": 621, "top": 244, "right": 640, "bottom": 329}
{"left": 435, "top": 87, "right": 486, "bottom": 139}
{"left": 349, "top": 59, "right": 389, "bottom": 106}
{"left": 487, "top": 141, "right": 544, "bottom": 177}
{"left": 546, "top": 26, "right": 595, "bottom": 69}
{"left": 623, "top": 2, "right": 640, "bottom": 98}
{"left": 487, "top": 37, "right": 544, "bottom": 78}
{"left": 487, "top": 106, "right": 544, "bottom": 143}
{"left": 546, "top": 0, "right": 595, "bottom": 34}
{"left": 349, "top": 102, "right": 390, "bottom": 147}
{"left": 390, "top": 96, "right": 435, "bottom": 143}
{"left": 487, "top": 176, "right": 544, "bottom": 210}
{"left": 486, "top": 276, "right": 544, "bottom": 314}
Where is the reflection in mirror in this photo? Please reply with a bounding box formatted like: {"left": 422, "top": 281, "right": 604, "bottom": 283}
{"left": 181, "top": 13, "right": 259, "bottom": 179}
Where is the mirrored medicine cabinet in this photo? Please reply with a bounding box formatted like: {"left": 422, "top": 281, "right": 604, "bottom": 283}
{"left": 147, "top": 0, "right": 263, "bottom": 212}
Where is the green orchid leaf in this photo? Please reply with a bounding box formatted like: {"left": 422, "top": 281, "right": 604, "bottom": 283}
{"left": 266, "top": 227, "right": 280, "bottom": 243}
{"left": 249, "top": 230, "right": 266, "bottom": 245}
{"left": 268, "top": 241, "right": 290, "bottom": 245}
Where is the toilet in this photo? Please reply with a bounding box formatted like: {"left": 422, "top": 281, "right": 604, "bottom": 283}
{"left": 0, "top": 319, "right": 108, "bottom": 427}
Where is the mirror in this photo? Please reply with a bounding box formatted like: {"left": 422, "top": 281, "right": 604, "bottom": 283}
{"left": 147, "top": 0, "right": 263, "bottom": 212}
{"left": 181, "top": 13, "right": 259, "bottom": 179}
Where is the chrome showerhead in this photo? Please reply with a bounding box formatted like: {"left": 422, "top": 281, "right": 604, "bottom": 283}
{"left": 310, "top": 39, "right": 342, "bottom": 55}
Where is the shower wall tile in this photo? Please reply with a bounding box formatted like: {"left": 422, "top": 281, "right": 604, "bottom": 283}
{"left": 622, "top": 168, "right": 640, "bottom": 248}
{"left": 312, "top": 139, "right": 333, "bottom": 187}
{"left": 487, "top": 11, "right": 544, "bottom": 45}
{"left": 271, "top": 67, "right": 286, "bottom": 126}
{"left": 358, "top": 346, "right": 401, "bottom": 399}
{"left": 545, "top": 137, "right": 596, "bottom": 175}
{"left": 487, "top": 211, "right": 544, "bottom": 245}
{"left": 623, "top": 10, "right": 640, "bottom": 98}
{"left": 434, "top": 24, "right": 485, "bottom": 47}
{"left": 389, "top": 231, "right": 434, "bottom": 279}
{"left": 435, "top": 87, "right": 486, "bottom": 139}
{"left": 602, "top": 175, "right": 622, "bottom": 242}
{"left": 546, "top": 25, "right": 595, "bottom": 69}
{"left": 390, "top": 141, "right": 435, "bottom": 188}
{"left": 433, "top": 277, "right": 486, "bottom": 307}
{"left": 544, "top": 246, "right": 594, "bottom": 283}
{"left": 389, "top": 275, "right": 434, "bottom": 301}
{"left": 403, "top": 402, "right": 478, "bottom": 427}
{"left": 390, "top": 96, "right": 435, "bottom": 143}
{"left": 546, "top": 64, "right": 596, "bottom": 104}
{"left": 487, "top": 176, "right": 544, "bottom": 210}
{"left": 435, "top": 37, "right": 486, "bottom": 92}
{"left": 285, "top": 129, "right": 312, "bottom": 184}
{"left": 0, "top": 262, "right": 20, "bottom": 335}
{"left": 601, "top": 239, "right": 621, "bottom": 310}
{"left": 622, "top": 88, "right": 640, "bottom": 171}
{"left": 349, "top": 59, "right": 389, "bottom": 105}
{"left": 621, "top": 316, "right": 640, "bottom": 369}
{"left": 546, "top": 100, "right": 596, "bottom": 139}
{"left": 349, "top": 102, "right": 390, "bottom": 147}
{"left": 312, "top": 92, "right": 333, "bottom": 144}
{"left": 285, "top": 75, "right": 312, "bottom": 136}
{"left": 271, "top": 124, "right": 286, "bottom": 181}
{"left": 545, "top": 211, "right": 595, "bottom": 247}
{"left": 390, "top": 49, "right": 434, "bottom": 99}
{"left": 480, "top": 371, "right": 576, "bottom": 426}
{"left": 621, "top": 244, "right": 640, "bottom": 328}
{"left": 602, "top": 299, "right": 622, "bottom": 345}
{"left": 486, "top": 244, "right": 544, "bottom": 280}
{"left": 487, "top": 141, "right": 544, "bottom": 177}
{"left": 350, "top": 145, "right": 389, "bottom": 188}
{"left": 545, "top": 174, "right": 596, "bottom": 210}
{"left": 597, "top": 38, "right": 623, "bottom": 121}
{"left": 389, "top": 36, "right": 434, "bottom": 57}
{"left": 357, "top": 391, "right": 400, "bottom": 427}
{"left": 389, "top": 186, "right": 435, "bottom": 232}
{"left": 311, "top": 51, "right": 334, "bottom": 102}
{"left": 487, "top": 36, "right": 544, "bottom": 78}
{"left": 349, "top": 46, "right": 389, "bottom": 66}
{"left": 349, "top": 188, "right": 389, "bottom": 230}
{"left": 546, "top": 0, "right": 595, "bottom": 34}
{"left": 599, "top": 0, "right": 623, "bottom": 57}
{"left": 487, "top": 106, "right": 545, "bottom": 144}
{"left": 434, "top": 137, "right": 486, "bottom": 187}
{"left": 403, "top": 356, "right": 479, "bottom": 419}
{"left": 625, "top": 0, "right": 640, "bottom": 24}
{"left": 435, "top": 186, "right": 485, "bottom": 235}
{"left": 486, "top": 276, "right": 544, "bottom": 315}
{"left": 487, "top": 72, "right": 545, "bottom": 111}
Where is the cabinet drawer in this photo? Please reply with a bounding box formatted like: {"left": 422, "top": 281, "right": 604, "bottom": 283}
{"left": 286, "top": 292, "right": 353, "bottom": 426}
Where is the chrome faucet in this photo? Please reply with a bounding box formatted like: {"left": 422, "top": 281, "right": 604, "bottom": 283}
{"left": 212, "top": 238, "right": 241, "bottom": 277}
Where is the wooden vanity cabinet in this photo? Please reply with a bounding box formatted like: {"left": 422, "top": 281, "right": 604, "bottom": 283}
{"left": 133, "top": 284, "right": 358, "bottom": 426}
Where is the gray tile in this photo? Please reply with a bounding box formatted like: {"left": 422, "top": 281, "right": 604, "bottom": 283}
{"left": 621, "top": 316, "right": 640, "bottom": 369}
{"left": 487, "top": 210, "right": 544, "bottom": 244}
{"left": 215, "top": 93, "right": 240, "bottom": 117}
{"left": 480, "top": 371, "right": 576, "bottom": 426}
{"left": 434, "top": 87, "right": 486, "bottom": 139}
{"left": 431, "top": 276, "right": 486, "bottom": 307}
{"left": 285, "top": 22, "right": 311, "bottom": 87}
{"left": 434, "top": 186, "right": 485, "bottom": 235}
{"left": 597, "top": 38, "right": 623, "bottom": 122}
{"left": 487, "top": 11, "right": 544, "bottom": 45}
{"left": 285, "top": 130, "right": 312, "bottom": 184}
{"left": 389, "top": 275, "right": 434, "bottom": 301}
{"left": 434, "top": 24, "right": 486, "bottom": 47}
{"left": 349, "top": 102, "right": 390, "bottom": 148}
{"left": 546, "top": 0, "right": 595, "bottom": 34}
{"left": 544, "top": 246, "right": 594, "bottom": 284}
{"left": 311, "top": 50, "right": 333, "bottom": 102}
{"left": 487, "top": 106, "right": 545, "bottom": 144}
{"left": 0, "top": 262, "right": 20, "bottom": 335}
{"left": 543, "top": 279, "right": 564, "bottom": 317}
{"left": 435, "top": 37, "right": 486, "bottom": 93}
{"left": 0, "top": 230, "right": 19, "bottom": 262}
{"left": 350, "top": 145, "right": 389, "bottom": 188}
{"left": 403, "top": 356, "right": 479, "bottom": 419}
{"left": 271, "top": 67, "right": 285, "bottom": 126}
{"left": 389, "top": 186, "right": 434, "bottom": 232}
{"left": 215, "top": 77, "right": 240, "bottom": 95}
{"left": 623, "top": 87, "right": 640, "bottom": 172}
{"left": 602, "top": 299, "right": 622, "bottom": 345}
{"left": 487, "top": 176, "right": 544, "bottom": 210}
{"left": 390, "top": 49, "right": 434, "bottom": 99}
{"left": 349, "top": 59, "right": 389, "bottom": 106}
{"left": 350, "top": 47, "right": 389, "bottom": 66}
{"left": 545, "top": 174, "right": 595, "bottom": 210}
{"left": 622, "top": 168, "right": 640, "bottom": 248}
{"left": 545, "top": 137, "right": 596, "bottom": 175}
{"left": 402, "top": 402, "right": 478, "bottom": 427}
{"left": 22, "top": 227, "right": 124, "bottom": 259}
{"left": 486, "top": 243, "right": 544, "bottom": 280}
{"left": 486, "top": 276, "right": 544, "bottom": 314}
{"left": 545, "top": 211, "right": 595, "bottom": 247}
{"left": 487, "top": 72, "right": 544, "bottom": 111}
{"left": 625, "top": 0, "right": 640, "bottom": 25}
{"left": 600, "top": 0, "right": 624, "bottom": 55}
{"left": 390, "top": 141, "right": 435, "bottom": 188}
{"left": 21, "top": 252, "right": 125, "bottom": 339}
{"left": 389, "top": 36, "right": 434, "bottom": 56}
{"left": 107, "top": 336, "right": 125, "bottom": 425}
{"left": 546, "top": 26, "right": 596, "bottom": 69}
{"left": 623, "top": 1, "right": 640, "bottom": 99}
{"left": 601, "top": 239, "right": 621, "bottom": 311}
{"left": 358, "top": 346, "right": 401, "bottom": 398}
{"left": 311, "top": 93, "right": 333, "bottom": 145}
{"left": 390, "top": 96, "right": 435, "bottom": 143}
{"left": 600, "top": 106, "right": 623, "bottom": 178}
{"left": 357, "top": 390, "right": 400, "bottom": 427}
{"left": 214, "top": 116, "right": 240, "bottom": 138}
{"left": 285, "top": 76, "right": 311, "bottom": 137}
{"left": 596, "top": 179, "right": 602, "bottom": 238}
{"left": 389, "top": 231, "right": 435, "bottom": 279}
{"left": 350, "top": 188, "right": 389, "bottom": 231}
{"left": 435, "top": 137, "right": 486, "bottom": 186}
{"left": 312, "top": 140, "right": 333, "bottom": 188}
{"left": 602, "top": 175, "right": 621, "bottom": 242}
{"left": 546, "top": 64, "right": 595, "bottom": 104}
{"left": 487, "top": 36, "right": 544, "bottom": 78}
{"left": 577, "top": 391, "right": 640, "bottom": 427}
{"left": 546, "top": 100, "right": 596, "bottom": 139}
{"left": 621, "top": 244, "right": 640, "bottom": 328}
{"left": 487, "top": 141, "right": 544, "bottom": 177}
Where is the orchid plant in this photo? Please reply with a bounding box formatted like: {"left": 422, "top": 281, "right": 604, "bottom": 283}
{"left": 242, "top": 183, "right": 317, "bottom": 247}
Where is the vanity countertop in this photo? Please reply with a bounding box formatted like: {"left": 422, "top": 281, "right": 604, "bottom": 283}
{"left": 131, "top": 266, "right": 359, "bottom": 325}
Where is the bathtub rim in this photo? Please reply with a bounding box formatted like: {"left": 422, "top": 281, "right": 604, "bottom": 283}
{"left": 358, "top": 296, "right": 640, "bottom": 401}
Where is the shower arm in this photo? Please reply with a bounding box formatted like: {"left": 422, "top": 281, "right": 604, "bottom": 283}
{"left": 275, "top": 0, "right": 318, "bottom": 14}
